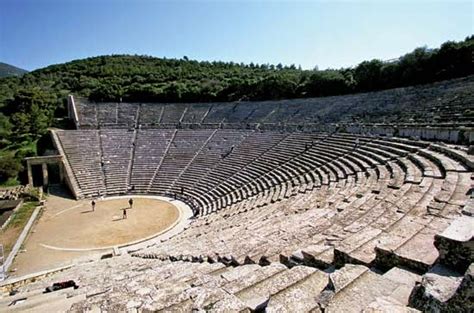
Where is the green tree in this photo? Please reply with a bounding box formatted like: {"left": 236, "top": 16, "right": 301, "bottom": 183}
{"left": 304, "top": 70, "right": 351, "bottom": 97}
{"left": 354, "top": 60, "right": 384, "bottom": 91}
{"left": 0, "top": 154, "right": 22, "bottom": 183}
{"left": 6, "top": 88, "right": 56, "bottom": 140}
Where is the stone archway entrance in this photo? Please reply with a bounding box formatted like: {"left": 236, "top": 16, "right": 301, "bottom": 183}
{"left": 25, "top": 155, "right": 65, "bottom": 191}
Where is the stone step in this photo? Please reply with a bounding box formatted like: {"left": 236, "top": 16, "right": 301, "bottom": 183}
{"left": 329, "top": 264, "right": 369, "bottom": 294}
{"left": 22, "top": 294, "right": 86, "bottom": 313}
{"left": 325, "top": 267, "right": 402, "bottom": 313}
{"left": 235, "top": 266, "right": 317, "bottom": 311}
{"left": 140, "top": 281, "right": 192, "bottom": 311}
{"left": 334, "top": 226, "right": 383, "bottom": 267}
{"left": 266, "top": 269, "right": 328, "bottom": 312}
{"left": 365, "top": 296, "right": 420, "bottom": 312}
{"left": 222, "top": 263, "right": 287, "bottom": 295}
{"left": 382, "top": 267, "right": 422, "bottom": 305}
{"left": 1, "top": 287, "right": 83, "bottom": 312}
{"left": 375, "top": 225, "right": 442, "bottom": 273}
{"left": 159, "top": 285, "right": 250, "bottom": 312}
{"left": 291, "top": 244, "right": 335, "bottom": 269}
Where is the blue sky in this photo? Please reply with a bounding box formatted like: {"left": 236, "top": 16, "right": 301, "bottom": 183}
{"left": 0, "top": 0, "right": 472, "bottom": 71}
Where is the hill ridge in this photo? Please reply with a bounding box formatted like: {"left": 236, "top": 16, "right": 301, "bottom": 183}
{"left": 0, "top": 62, "right": 28, "bottom": 78}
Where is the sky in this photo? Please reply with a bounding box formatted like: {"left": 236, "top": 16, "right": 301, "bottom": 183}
{"left": 0, "top": 0, "right": 472, "bottom": 71}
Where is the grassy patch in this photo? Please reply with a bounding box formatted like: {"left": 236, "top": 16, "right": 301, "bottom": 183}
{"left": 0, "top": 201, "right": 39, "bottom": 257}
{"left": 17, "top": 140, "right": 37, "bottom": 155}
{"left": 7, "top": 201, "right": 39, "bottom": 228}
{"left": 0, "top": 177, "right": 20, "bottom": 187}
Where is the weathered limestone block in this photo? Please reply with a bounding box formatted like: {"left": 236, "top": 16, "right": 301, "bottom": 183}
{"left": 329, "top": 264, "right": 369, "bottom": 293}
{"left": 461, "top": 197, "right": 474, "bottom": 216}
{"left": 408, "top": 264, "right": 473, "bottom": 312}
{"left": 434, "top": 214, "right": 474, "bottom": 271}
{"left": 235, "top": 266, "right": 316, "bottom": 311}
{"left": 210, "top": 294, "right": 252, "bottom": 312}
{"left": 364, "top": 296, "right": 420, "bottom": 313}
{"left": 382, "top": 267, "right": 422, "bottom": 308}
{"left": 184, "top": 286, "right": 249, "bottom": 312}
{"left": 315, "top": 264, "right": 369, "bottom": 310}
{"left": 266, "top": 270, "right": 328, "bottom": 312}
{"left": 222, "top": 263, "right": 287, "bottom": 295}
{"left": 375, "top": 226, "right": 440, "bottom": 274}
{"left": 325, "top": 269, "right": 401, "bottom": 313}
{"left": 291, "top": 244, "right": 334, "bottom": 269}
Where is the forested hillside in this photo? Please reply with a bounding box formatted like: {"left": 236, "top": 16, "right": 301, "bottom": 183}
{"left": 0, "top": 36, "right": 472, "bottom": 185}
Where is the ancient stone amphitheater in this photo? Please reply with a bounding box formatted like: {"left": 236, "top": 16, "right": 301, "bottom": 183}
{"left": 1, "top": 76, "right": 473, "bottom": 312}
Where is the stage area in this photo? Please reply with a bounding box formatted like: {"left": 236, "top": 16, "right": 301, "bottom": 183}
{"left": 42, "top": 197, "right": 179, "bottom": 250}
{"left": 10, "top": 193, "right": 185, "bottom": 277}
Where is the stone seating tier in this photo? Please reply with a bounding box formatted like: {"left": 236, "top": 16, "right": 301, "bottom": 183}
{"left": 72, "top": 76, "right": 474, "bottom": 135}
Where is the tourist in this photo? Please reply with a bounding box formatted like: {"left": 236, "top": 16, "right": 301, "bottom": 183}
{"left": 91, "top": 200, "right": 96, "bottom": 212}
{"left": 122, "top": 208, "right": 127, "bottom": 219}
{"left": 128, "top": 198, "right": 134, "bottom": 209}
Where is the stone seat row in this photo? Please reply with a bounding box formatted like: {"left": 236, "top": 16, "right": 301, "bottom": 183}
{"left": 71, "top": 75, "right": 474, "bottom": 129}
{"left": 4, "top": 252, "right": 455, "bottom": 312}
{"left": 9, "top": 238, "right": 469, "bottom": 312}
{"left": 189, "top": 134, "right": 449, "bottom": 215}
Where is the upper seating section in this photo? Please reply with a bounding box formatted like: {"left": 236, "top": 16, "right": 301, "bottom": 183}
{"left": 72, "top": 76, "right": 474, "bottom": 129}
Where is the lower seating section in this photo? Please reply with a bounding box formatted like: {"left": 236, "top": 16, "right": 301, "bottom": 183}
{"left": 56, "top": 130, "right": 106, "bottom": 197}
{"left": 167, "top": 129, "right": 250, "bottom": 197}
{"left": 0, "top": 255, "right": 424, "bottom": 312}
{"left": 130, "top": 129, "right": 175, "bottom": 193}
{"left": 148, "top": 129, "right": 216, "bottom": 194}
{"left": 184, "top": 131, "right": 290, "bottom": 213}
{"left": 100, "top": 129, "right": 135, "bottom": 195}
{"left": 9, "top": 128, "right": 473, "bottom": 312}
{"left": 3, "top": 238, "right": 472, "bottom": 312}
{"left": 57, "top": 130, "right": 472, "bottom": 213}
